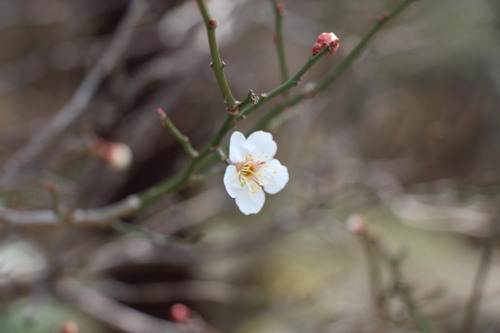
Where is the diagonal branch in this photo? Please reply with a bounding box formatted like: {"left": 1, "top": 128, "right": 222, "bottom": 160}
{"left": 0, "top": 0, "right": 148, "bottom": 186}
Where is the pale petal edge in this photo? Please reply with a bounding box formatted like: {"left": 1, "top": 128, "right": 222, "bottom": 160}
{"left": 261, "top": 159, "right": 289, "bottom": 194}
{"left": 229, "top": 131, "right": 247, "bottom": 163}
{"left": 244, "top": 131, "right": 277, "bottom": 161}
{"left": 223, "top": 165, "right": 242, "bottom": 198}
{"left": 235, "top": 187, "right": 266, "bottom": 215}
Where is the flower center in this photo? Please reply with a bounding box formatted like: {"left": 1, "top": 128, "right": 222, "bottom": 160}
{"left": 235, "top": 156, "right": 265, "bottom": 193}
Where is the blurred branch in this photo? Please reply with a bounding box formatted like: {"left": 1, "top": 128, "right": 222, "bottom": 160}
{"left": 0, "top": 195, "right": 140, "bottom": 227}
{"left": 0, "top": 0, "right": 148, "bottom": 186}
{"left": 460, "top": 225, "right": 496, "bottom": 333}
{"left": 362, "top": 229, "right": 438, "bottom": 333}
{"left": 111, "top": 280, "right": 259, "bottom": 304}
{"left": 360, "top": 233, "right": 387, "bottom": 332}
{"left": 55, "top": 278, "right": 184, "bottom": 333}
{"left": 269, "top": 0, "right": 289, "bottom": 84}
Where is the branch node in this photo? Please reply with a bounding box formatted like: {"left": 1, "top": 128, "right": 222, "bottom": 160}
{"left": 209, "top": 18, "right": 217, "bottom": 29}
{"left": 378, "top": 11, "right": 389, "bottom": 22}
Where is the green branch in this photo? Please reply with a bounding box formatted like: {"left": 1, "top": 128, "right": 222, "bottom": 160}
{"left": 196, "top": 0, "right": 239, "bottom": 113}
{"left": 270, "top": 0, "right": 289, "bottom": 84}
{"left": 157, "top": 108, "right": 199, "bottom": 159}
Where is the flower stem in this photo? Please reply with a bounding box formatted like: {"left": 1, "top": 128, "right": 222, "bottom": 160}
{"left": 270, "top": 0, "right": 289, "bottom": 84}
{"left": 196, "top": 0, "right": 239, "bottom": 113}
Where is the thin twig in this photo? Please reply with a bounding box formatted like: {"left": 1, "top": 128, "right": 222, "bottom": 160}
{"left": 0, "top": 0, "right": 147, "bottom": 186}
{"left": 0, "top": 195, "right": 141, "bottom": 227}
{"left": 270, "top": 0, "right": 289, "bottom": 84}
{"left": 360, "top": 234, "right": 387, "bottom": 332}
{"left": 372, "top": 236, "right": 437, "bottom": 333}
{"left": 157, "top": 108, "right": 199, "bottom": 158}
{"left": 55, "top": 278, "right": 183, "bottom": 333}
{"left": 196, "top": 0, "right": 239, "bottom": 113}
{"left": 460, "top": 234, "right": 495, "bottom": 333}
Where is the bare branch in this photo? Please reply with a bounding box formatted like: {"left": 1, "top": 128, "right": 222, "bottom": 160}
{"left": 0, "top": 0, "right": 148, "bottom": 186}
{"left": 54, "top": 278, "right": 183, "bottom": 333}
{"left": 0, "top": 195, "right": 140, "bottom": 227}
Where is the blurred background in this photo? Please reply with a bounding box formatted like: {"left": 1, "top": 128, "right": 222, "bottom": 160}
{"left": 0, "top": 0, "right": 500, "bottom": 332}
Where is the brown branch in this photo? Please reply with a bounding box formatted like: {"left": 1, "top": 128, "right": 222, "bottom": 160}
{"left": 0, "top": 0, "right": 148, "bottom": 186}
{"left": 0, "top": 195, "right": 140, "bottom": 227}
{"left": 54, "top": 278, "right": 183, "bottom": 333}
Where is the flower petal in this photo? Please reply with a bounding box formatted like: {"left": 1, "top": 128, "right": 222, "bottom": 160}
{"left": 261, "top": 159, "right": 289, "bottom": 194}
{"left": 243, "top": 131, "right": 277, "bottom": 161}
{"left": 223, "top": 165, "right": 242, "bottom": 198}
{"left": 229, "top": 131, "right": 248, "bottom": 163}
{"left": 235, "top": 187, "right": 266, "bottom": 215}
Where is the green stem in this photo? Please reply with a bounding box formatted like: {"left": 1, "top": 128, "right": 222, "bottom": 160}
{"left": 157, "top": 108, "right": 199, "bottom": 158}
{"left": 196, "top": 0, "right": 239, "bottom": 112}
{"left": 240, "top": 46, "right": 330, "bottom": 118}
{"left": 270, "top": 0, "right": 289, "bottom": 84}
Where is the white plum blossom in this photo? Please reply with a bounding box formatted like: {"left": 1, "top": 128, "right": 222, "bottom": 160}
{"left": 223, "top": 131, "right": 289, "bottom": 215}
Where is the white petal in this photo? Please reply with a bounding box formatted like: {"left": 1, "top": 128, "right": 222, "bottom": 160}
{"left": 229, "top": 131, "right": 248, "bottom": 163}
{"left": 261, "top": 159, "right": 289, "bottom": 194}
{"left": 223, "top": 165, "right": 242, "bottom": 198}
{"left": 243, "top": 131, "right": 277, "bottom": 161}
{"left": 235, "top": 187, "right": 266, "bottom": 215}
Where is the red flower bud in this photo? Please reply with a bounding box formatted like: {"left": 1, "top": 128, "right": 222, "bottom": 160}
{"left": 312, "top": 32, "right": 340, "bottom": 56}
{"left": 170, "top": 303, "right": 190, "bottom": 323}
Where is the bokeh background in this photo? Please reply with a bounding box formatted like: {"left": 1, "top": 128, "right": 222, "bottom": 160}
{"left": 1, "top": 0, "right": 500, "bottom": 332}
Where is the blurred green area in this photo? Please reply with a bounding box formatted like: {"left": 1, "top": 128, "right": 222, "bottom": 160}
{"left": 0, "top": 0, "right": 499, "bottom": 332}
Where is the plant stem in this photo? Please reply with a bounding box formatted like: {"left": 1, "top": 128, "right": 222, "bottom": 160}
{"left": 196, "top": 0, "right": 239, "bottom": 113}
{"left": 157, "top": 108, "right": 199, "bottom": 158}
{"left": 270, "top": 0, "right": 289, "bottom": 84}
{"left": 361, "top": 234, "right": 387, "bottom": 332}
{"left": 240, "top": 46, "right": 330, "bottom": 118}
{"left": 376, "top": 243, "right": 436, "bottom": 333}
{"left": 460, "top": 235, "right": 495, "bottom": 333}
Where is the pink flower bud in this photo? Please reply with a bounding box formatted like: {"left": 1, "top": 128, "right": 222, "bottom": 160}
{"left": 312, "top": 32, "right": 340, "bottom": 56}
{"left": 346, "top": 214, "right": 367, "bottom": 235}
{"left": 170, "top": 303, "right": 190, "bottom": 322}
{"left": 89, "top": 139, "right": 133, "bottom": 171}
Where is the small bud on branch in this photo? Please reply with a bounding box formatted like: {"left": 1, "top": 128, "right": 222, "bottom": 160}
{"left": 170, "top": 303, "right": 190, "bottom": 322}
{"left": 89, "top": 138, "right": 133, "bottom": 171}
{"left": 312, "top": 32, "right": 340, "bottom": 56}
